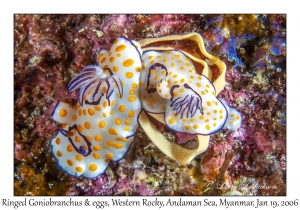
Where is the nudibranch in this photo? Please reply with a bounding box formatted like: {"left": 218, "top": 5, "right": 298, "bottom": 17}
{"left": 137, "top": 33, "right": 242, "bottom": 164}
{"left": 140, "top": 50, "right": 229, "bottom": 134}
{"left": 51, "top": 37, "right": 142, "bottom": 178}
{"left": 140, "top": 50, "right": 242, "bottom": 133}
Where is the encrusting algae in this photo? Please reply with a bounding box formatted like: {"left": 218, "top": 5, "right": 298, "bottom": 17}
{"left": 14, "top": 14, "right": 286, "bottom": 196}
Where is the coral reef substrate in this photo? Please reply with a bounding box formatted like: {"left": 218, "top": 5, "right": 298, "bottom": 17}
{"left": 14, "top": 14, "right": 286, "bottom": 195}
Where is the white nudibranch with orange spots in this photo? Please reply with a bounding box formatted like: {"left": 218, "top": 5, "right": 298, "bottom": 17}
{"left": 139, "top": 50, "right": 242, "bottom": 135}
{"left": 137, "top": 32, "right": 242, "bottom": 165}
{"left": 51, "top": 37, "right": 142, "bottom": 178}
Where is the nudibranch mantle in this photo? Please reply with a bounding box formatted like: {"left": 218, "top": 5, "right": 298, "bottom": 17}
{"left": 51, "top": 37, "right": 142, "bottom": 178}
{"left": 140, "top": 50, "right": 229, "bottom": 135}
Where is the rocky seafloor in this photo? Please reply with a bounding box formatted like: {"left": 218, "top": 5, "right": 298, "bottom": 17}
{"left": 14, "top": 14, "right": 286, "bottom": 196}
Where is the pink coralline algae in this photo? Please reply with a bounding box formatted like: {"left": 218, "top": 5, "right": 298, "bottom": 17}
{"left": 14, "top": 14, "right": 285, "bottom": 196}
